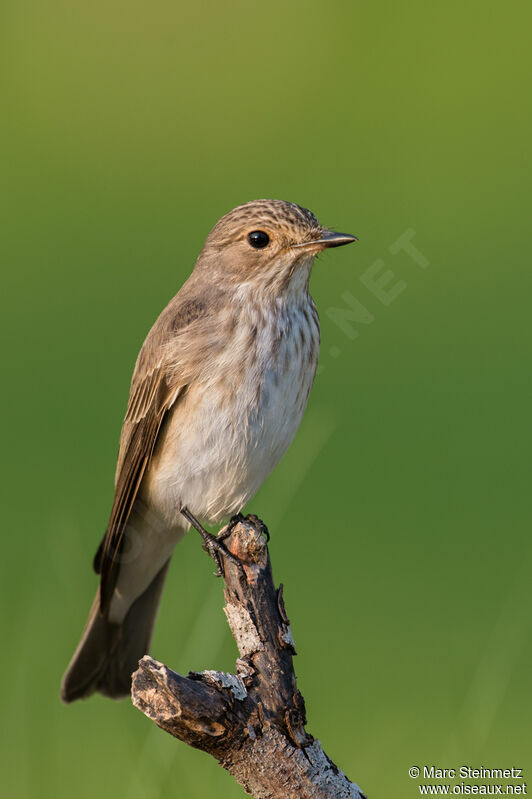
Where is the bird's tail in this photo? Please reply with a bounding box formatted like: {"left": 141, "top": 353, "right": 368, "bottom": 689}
{"left": 60, "top": 560, "right": 170, "bottom": 703}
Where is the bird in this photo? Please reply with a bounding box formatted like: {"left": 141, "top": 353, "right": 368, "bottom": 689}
{"left": 61, "top": 199, "right": 356, "bottom": 703}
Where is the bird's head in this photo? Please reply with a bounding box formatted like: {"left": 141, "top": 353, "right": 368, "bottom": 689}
{"left": 196, "top": 199, "right": 357, "bottom": 298}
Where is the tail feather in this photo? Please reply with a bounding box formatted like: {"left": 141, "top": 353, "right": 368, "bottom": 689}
{"left": 61, "top": 560, "right": 170, "bottom": 703}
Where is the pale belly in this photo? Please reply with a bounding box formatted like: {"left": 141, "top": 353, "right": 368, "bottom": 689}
{"left": 143, "top": 346, "right": 317, "bottom": 527}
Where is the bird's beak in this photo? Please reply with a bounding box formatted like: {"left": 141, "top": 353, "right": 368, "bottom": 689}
{"left": 293, "top": 230, "right": 358, "bottom": 250}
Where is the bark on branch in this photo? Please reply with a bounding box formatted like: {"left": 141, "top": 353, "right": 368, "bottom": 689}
{"left": 131, "top": 515, "right": 365, "bottom": 799}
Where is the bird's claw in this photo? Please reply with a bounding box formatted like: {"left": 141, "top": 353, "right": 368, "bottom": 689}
{"left": 246, "top": 514, "right": 270, "bottom": 542}
{"left": 201, "top": 535, "right": 225, "bottom": 577}
{"left": 219, "top": 513, "right": 270, "bottom": 543}
{"left": 217, "top": 512, "right": 245, "bottom": 541}
{"left": 181, "top": 506, "right": 261, "bottom": 577}
{"left": 202, "top": 532, "right": 244, "bottom": 577}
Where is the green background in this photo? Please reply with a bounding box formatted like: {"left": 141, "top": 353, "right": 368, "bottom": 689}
{"left": 2, "top": 1, "right": 531, "bottom": 796}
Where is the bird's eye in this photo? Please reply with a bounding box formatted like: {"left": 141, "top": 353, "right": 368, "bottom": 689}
{"left": 247, "top": 230, "right": 270, "bottom": 249}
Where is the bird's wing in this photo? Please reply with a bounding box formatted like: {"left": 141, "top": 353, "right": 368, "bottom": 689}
{"left": 93, "top": 291, "right": 213, "bottom": 611}
{"left": 94, "top": 359, "right": 183, "bottom": 609}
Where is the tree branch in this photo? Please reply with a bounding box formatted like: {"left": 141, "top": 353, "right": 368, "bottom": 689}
{"left": 131, "top": 515, "right": 366, "bottom": 799}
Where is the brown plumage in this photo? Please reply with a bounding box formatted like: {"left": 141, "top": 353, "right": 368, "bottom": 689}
{"left": 61, "top": 199, "right": 356, "bottom": 703}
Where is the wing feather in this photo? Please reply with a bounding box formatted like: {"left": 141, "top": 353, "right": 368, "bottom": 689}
{"left": 95, "top": 365, "right": 182, "bottom": 609}
{"left": 92, "top": 287, "right": 220, "bottom": 611}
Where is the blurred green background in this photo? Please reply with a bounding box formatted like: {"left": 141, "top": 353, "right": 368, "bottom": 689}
{"left": 2, "top": 0, "right": 531, "bottom": 796}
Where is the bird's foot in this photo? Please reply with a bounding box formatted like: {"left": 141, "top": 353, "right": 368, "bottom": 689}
{"left": 181, "top": 506, "right": 244, "bottom": 577}
{"left": 217, "top": 513, "right": 246, "bottom": 541}
{"left": 246, "top": 514, "right": 270, "bottom": 542}
{"left": 218, "top": 513, "right": 270, "bottom": 544}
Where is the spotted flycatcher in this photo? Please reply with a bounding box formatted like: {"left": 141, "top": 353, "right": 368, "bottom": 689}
{"left": 61, "top": 199, "right": 356, "bottom": 702}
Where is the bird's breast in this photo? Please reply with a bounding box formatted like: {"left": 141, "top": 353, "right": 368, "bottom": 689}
{"left": 144, "top": 298, "right": 320, "bottom": 526}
